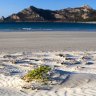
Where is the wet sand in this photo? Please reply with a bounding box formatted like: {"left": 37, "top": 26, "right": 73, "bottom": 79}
{"left": 0, "top": 31, "right": 96, "bottom": 52}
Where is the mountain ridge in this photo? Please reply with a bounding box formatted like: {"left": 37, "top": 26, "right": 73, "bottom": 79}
{"left": 1, "top": 5, "right": 96, "bottom": 22}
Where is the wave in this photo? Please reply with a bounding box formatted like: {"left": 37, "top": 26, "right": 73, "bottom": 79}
{"left": 22, "top": 28, "right": 53, "bottom": 31}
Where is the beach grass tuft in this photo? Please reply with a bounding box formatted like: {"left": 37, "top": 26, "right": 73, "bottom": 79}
{"left": 22, "top": 65, "right": 51, "bottom": 83}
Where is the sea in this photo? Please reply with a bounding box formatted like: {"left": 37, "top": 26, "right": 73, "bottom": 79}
{"left": 0, "top": 22, "right": 96, "bottom": 32}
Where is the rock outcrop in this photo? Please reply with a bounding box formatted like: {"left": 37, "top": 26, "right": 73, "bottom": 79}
{"left": 2, "top": 5, "right": 96, "bottom": 22}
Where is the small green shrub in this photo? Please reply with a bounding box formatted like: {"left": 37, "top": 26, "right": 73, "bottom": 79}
{"left": 22, "top": 65, "right": 51, "bottom": 82}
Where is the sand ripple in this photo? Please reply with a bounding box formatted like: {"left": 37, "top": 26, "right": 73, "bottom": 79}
{"left": 0, "top": 51, "right": 96, "bottom": 96}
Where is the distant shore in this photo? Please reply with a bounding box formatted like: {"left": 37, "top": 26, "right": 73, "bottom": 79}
{"left": 79, "top": 21, "right": 96, "bottom": 24}
{"left": 0, "top": 21, "right": 96, "bottom": 23}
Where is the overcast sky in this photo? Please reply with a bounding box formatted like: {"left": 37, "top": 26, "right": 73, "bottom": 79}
{"left": 0, "top": 0, "right": 96, "bottom": 17}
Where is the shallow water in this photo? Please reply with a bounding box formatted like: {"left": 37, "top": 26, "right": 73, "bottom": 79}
{"left": 0, "top": 22, "right": 96, "bottom": 32}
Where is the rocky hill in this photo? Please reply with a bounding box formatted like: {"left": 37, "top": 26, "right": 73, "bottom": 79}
{"left": 1, "top": 5, "right": 96, "bottom": 22}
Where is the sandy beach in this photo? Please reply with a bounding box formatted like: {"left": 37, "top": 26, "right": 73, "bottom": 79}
{"left": 0, "top": 31, "right": 96, "bottom": 52}
{"left": 0, "top": 31, "right": 96, "bottom": 96}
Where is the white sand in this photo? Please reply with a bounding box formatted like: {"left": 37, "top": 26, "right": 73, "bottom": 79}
{"left": 0, "top": 51, "right": 96, "bottom": 96}
{"left": 0, "top": 31, "right": 96, "bottom": 96}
